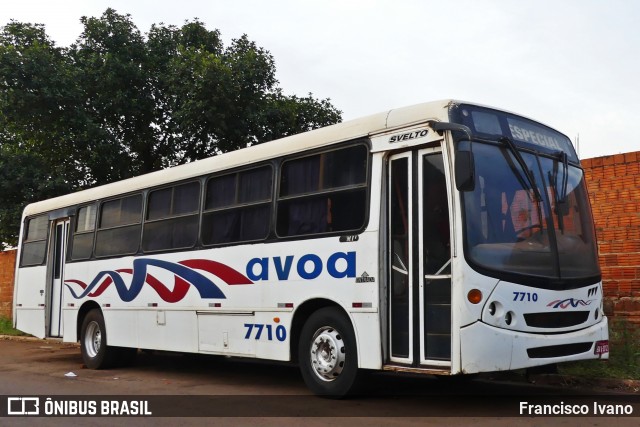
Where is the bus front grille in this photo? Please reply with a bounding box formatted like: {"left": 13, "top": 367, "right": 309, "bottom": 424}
{"left": 527, "top": 342, "right": 592, "bottom": 358}
{"left": 523, "top": 311, "right": 590, "bottom": 328}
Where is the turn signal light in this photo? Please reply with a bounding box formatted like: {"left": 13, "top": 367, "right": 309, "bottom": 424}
{"left": 467, "top": 289, "right": 483, "bottom": 304}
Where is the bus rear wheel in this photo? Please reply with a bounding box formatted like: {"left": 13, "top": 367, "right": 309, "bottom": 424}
{"left": 80, "top": 309, "right": 120, "bottom": 369}
{"left": 298, "top": 307, "right": 360, "bottom": 398}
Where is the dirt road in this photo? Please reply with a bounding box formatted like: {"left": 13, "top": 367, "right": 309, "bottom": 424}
{"left": 0, "top": 336, "right": 638, "bottom": 426}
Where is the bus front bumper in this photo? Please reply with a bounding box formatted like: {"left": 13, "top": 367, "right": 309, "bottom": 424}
{"left": 458, "top": 316, "right": 609, "bottom": 374}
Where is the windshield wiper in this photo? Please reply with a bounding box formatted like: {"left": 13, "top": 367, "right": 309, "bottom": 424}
{"left": 498, "top": 137, "right": 542, "bottom": 202}
{"left": 549, "top": 151, "right": 570, "bottom": 231}
{"left": 551, "top": 151, "right": 569, "bottom": 203}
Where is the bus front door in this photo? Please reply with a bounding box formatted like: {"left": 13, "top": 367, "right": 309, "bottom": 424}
{"left": 388, "top": 148, "right": 452, "bottom": 368}
{"left": 48, "top": 219, "right": 69, "bottom": 337}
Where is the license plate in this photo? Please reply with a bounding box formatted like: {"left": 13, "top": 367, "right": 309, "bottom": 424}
{"left": 594, "top": 340, "right": 609, "bottom": 355}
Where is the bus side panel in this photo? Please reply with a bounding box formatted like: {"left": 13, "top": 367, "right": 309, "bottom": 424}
{"left": 135, "top": 310, "right": 199, "bottom": 353}
{"left": 252, "top": 311, "right": 292, "bottom": 361}
{"left": 14, "top": 266, "right": 47, "bottom": 338}
{"left": 60, "top": 231, "right": 381, "bottom": 363}
{"left": 62, "top": 307, "right": 78, "bottom": 342}
{"left": 350, "top": 311, "right": 383, "bottom": 369}
{"left": 198, "top": 312, "right": 257, "bottom": 356}
{"left": 102, "top": 309, "right": 138, "bottom": 348}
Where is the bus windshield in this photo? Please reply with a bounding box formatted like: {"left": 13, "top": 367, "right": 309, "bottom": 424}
{"left": 461, "top": 140, "right": 600, "bottom": 289}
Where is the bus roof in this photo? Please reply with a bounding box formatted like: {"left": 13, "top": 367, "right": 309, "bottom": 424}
{"left": 23, "top": 100, "right": 457, "bottom": 218}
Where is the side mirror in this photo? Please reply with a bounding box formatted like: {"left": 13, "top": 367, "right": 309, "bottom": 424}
{"left": 455, "top": 151, "right": 475, "bottom": 192}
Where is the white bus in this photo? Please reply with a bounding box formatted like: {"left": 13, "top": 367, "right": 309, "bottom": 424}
{"left": 13, "top": 100, "right": 609, "bottom": 396}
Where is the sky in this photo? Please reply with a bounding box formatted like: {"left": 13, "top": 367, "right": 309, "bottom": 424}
{"left": 2, "top": 0, "right": 640, "bottom": 160}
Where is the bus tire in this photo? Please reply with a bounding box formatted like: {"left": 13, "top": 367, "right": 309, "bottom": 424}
{"left": 80, "top": 309, "right": 118, "bottom": 369}
{"left": 298, "top": 307, "right": 360, "bottom": 398}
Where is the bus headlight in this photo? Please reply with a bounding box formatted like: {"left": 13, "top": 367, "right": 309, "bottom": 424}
{"left": 467, "top": 289, "right": 483, "bottom": 304}
{"left": 505, "top": 311, "right": 513, "bottom": 325}
{"left": 489, "top": 302, "right": 496, "bottom": 316}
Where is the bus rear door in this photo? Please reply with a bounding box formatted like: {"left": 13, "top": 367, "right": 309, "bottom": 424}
{"left": 47, "top": 219, "right": 70, "bottom": 337}
{"left": 15, "top": 217, "right": 69, "bottom": 338}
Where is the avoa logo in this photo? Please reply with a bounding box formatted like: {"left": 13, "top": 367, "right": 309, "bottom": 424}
{"left": 246, "top": 252, "right": 356, "bottom": 281}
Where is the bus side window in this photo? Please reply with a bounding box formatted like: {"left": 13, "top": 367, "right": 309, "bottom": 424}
{"left": 202, "top": 166, "right": 272, "bottom": 246}
{"left": 277, "top": 144, "right": 368, "bottom": 237}
{"left": 71, "top": 204, "right": 97, "bottom": 260}
{"left": 20, "top": 214, "right": 49, "bottom": 266}
{"left": 95, "top": 194, "right": 142, "bottom": 257}
{"left": 143, "top": 181, "right": 200, "bottom": 252}
{"left": 278, "top": 155, "right": 325, "bottom": 236}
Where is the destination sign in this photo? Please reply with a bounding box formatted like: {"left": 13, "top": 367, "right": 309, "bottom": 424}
{"left": 507, "top": 118, "right": 566, "bottom": 151}
{"left": 449, "top": 104, "right": 578, "bottom": 162}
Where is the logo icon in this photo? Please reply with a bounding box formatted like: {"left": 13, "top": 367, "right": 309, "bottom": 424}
{"left": 546, "top": 298, "right": 594, "bottom": 309}
{"left": 7, "top": 397, "right": 39, "bottom": 415}
{"left": 355, "top": 272, "right": 375, "bottom": 283}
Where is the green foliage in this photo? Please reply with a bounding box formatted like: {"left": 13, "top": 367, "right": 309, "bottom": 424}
{"left": 0, "top": 9, "right": 342, "bottom": 248}
{"left": 0, "top": 146, "right": 71, "bottom": 247}
{"left": 559, "top": 320, "right": 640, "bottom": 380}
{"left": 0, "top": 316, "right": 26, "bottom": 336}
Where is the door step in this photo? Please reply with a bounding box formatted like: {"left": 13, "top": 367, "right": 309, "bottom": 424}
{"left": 382, "top": 365, "right": 450, "bottom": 375}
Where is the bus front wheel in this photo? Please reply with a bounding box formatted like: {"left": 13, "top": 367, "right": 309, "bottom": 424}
{"left": 80, "top": 309, "right": 119, "bottom": 369}
{"left": 298, "top": 307, "right": 360, "bottom": 398}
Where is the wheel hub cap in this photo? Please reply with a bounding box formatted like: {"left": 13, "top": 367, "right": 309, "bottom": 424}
{"left": 310, "top": 327, "right": 346, "bottom": 382}
{"left": 85, "top": 321, "right": 101, "bottom": 358}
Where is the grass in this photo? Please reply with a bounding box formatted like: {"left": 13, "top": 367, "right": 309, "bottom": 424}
{"left": 0, "top": 315, "right": 27, "bottom": 336}
{"left": 558, "top": 320, "right": 640, "bottom": 380}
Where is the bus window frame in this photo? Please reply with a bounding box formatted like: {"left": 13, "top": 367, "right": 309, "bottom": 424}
{"left": 69, "top": 203, "right": 98, "bottom": 261}
{"left": 142, "top": 180, "right": 202, "bottom": 253}
{"left": 94, "top": 192, "right": 144, "bottom": 258}
{"left": 201, "top": 163, "right": 274, "bottom": 247}
{"left": 19, "top": 214, "right": 50, "bottom": 267}
{"left": 275, "top": 141, "right": 371, "bottom": 240}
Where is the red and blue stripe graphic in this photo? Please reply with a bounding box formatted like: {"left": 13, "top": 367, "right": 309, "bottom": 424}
{"left": 546, "top": 298, "right": 594, "bottom": 309}
{"left": 65, "top": 258, "right": 253, "bottom": 302}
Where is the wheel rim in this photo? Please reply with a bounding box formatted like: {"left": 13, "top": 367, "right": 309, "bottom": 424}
{"left": 309, "top": 326, "right": 346, "bottom": 382}
{"left": 84, "top": 320, "right": 101, "bottom": 358}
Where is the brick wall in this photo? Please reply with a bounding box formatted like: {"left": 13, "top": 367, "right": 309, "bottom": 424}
{"left": 0, "top": 249, "right": 17, "bottom": 319}
{"left": 582, "top": 151, "right": 640, "bottom": 326}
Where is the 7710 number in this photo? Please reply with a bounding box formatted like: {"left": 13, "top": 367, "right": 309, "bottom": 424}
{"left": 244, "top": 323, "right": 287, "bottom": 342}
{"left": 513, "top": 292, "right": 538, "bottom": 302}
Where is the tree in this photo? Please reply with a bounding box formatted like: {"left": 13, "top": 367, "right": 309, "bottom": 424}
{"left": 0, "top": 21, "right": 86, "bottom": 248}
{"left": 0, "top": 147, "right": 71, "bottom": 247}
{"left": 0, "top": 9, "right": 341, "bottom": 247}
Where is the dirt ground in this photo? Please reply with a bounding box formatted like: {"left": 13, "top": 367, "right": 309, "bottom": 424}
{"left": 1, "top": 335, "right": 639, "bottom": 425}
{"left": 2, "top": 334, "right": 637, "bottom": 394}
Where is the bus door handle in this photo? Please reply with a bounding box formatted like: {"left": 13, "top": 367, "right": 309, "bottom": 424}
{"left": 424, "top": 275, "right": 452, "bottom": 280}
{"left": 424, "top": 259, "right": 451, "bottom": 280}
{"left": 392, "top": 253, "right": 409, "bottom": 276}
